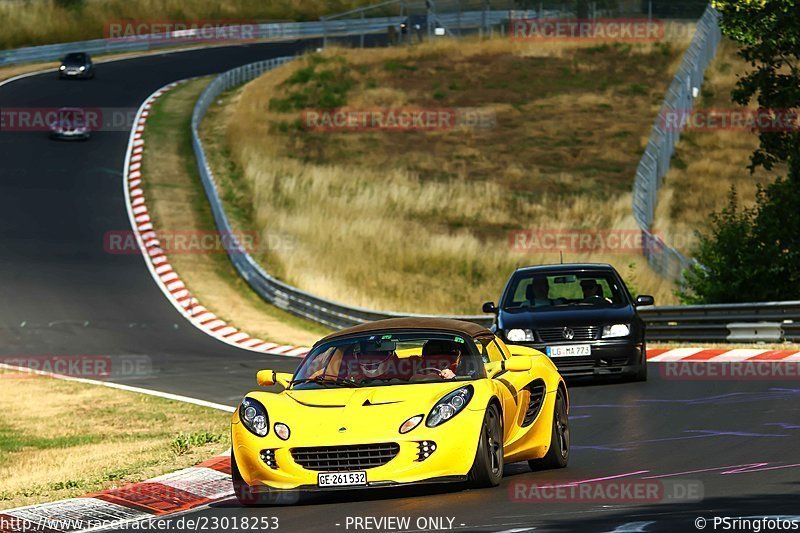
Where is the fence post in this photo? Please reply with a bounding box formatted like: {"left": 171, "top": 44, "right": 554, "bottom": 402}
{"left": 361, "top": 9, "right": 366, "bottom": 48}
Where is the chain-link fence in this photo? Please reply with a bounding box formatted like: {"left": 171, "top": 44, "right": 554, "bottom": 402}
{"left": 632, "top": 4, "right": 721, "bottom": 281}
{"left": 319, "top": 0, "right": 711, "bottom": 47}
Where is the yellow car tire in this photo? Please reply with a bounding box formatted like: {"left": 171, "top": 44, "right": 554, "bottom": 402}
{"left": 467, "top": 403, "right": 504, "bottom": 487}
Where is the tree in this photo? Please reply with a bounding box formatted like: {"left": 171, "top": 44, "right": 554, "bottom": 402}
{"left": 679, "top": 179, "right": 800, "bottom": 303}
{"left": 679, "top": 1, "right": 800, "bottom": 303}
{"left": 712, "top": 0, "right": 800, "bottom": 176}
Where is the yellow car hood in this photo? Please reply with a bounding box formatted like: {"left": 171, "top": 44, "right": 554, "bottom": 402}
{"left": 254, "top": 382, "right": 477, "bottom": 443}
{"left": 284, "top": 382, "right": 464, "bottom": 408}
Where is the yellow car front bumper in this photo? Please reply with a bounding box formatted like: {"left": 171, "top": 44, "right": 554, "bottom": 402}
{"left": 232, "top": 407, "right": 485, "bottom": 491}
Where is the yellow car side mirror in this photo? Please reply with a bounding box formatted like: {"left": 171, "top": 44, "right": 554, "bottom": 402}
{"left": 504, "top": 356, "right": 533, "bottom": 372}
{"left": 256, "top": 370, "right": 292, "bottom": 388}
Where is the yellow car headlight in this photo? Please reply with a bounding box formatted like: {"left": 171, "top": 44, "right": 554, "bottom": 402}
{"left": 240, "top": 397, "right": 269, "bottom": 437}
{"left": 426, "top": 385, "right": 473, "bottom": 427}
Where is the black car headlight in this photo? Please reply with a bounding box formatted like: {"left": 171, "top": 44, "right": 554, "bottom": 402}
{"left": 239, "top": 397, "right": 269, "bottom": 437}
{"left": 602, "top": 324, "right": 631, "bottom": 338}
{"left": 426, "top": 385, "right": 473, "bottom": 428}
{"left": 506, "top": 329, "right": 535, "bottom": 342}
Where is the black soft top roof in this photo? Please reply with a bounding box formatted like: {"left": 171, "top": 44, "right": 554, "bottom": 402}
{"left": 315, "top": 318, "right": 493, "bottom": 347}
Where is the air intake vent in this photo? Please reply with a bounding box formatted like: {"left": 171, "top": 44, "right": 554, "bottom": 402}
{"left": 522, "top": 379, "right": 546, "bottom": 427}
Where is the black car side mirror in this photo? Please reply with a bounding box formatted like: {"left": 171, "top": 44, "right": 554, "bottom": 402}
{"left": 482, "top": 301, "right": 498, "bottom": 314}
{"left": 635, "top": 295, "right": 655, "bottom": 307}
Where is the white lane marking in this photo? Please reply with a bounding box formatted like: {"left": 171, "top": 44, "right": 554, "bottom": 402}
{"left": 0, "top": 362, "right": 235, "bottom": 412}
{"left": 646, "top": 348, "right": 704, "bottom": 362}
{"left": 709, "top": 348, "right": 769, "bottom": 361}
{"left": 611, "top": 522, "right": 657, "bottom": 532}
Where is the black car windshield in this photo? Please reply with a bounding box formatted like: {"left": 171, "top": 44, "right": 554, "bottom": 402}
{"left": 502, "top": 271, "right": 627, "bottom": 311}
{"left": 292, "top": 332, "right": 486, "bottom": 389}
{"left": 63, "top": 53, "right": 86, "bottom": 64}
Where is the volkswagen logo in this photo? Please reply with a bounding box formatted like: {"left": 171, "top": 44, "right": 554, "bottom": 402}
{"left": 562, "top": 327, "right": 575, "bottom": 340}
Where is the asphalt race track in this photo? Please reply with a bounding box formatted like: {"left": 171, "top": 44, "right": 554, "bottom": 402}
{"left": 1, "top": 42, "right": 799, "bottom": 532}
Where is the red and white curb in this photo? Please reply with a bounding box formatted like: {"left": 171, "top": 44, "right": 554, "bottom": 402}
{"left": 647, "top": 347, "right": 800, "bottom": 362}
{"left": 0, "top": 454, "right": 234, "bottom": 533}
{"left": 123, "top": 81, "right": 310, "bottom": 359}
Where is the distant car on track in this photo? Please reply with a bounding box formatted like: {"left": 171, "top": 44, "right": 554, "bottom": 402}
{"left": 58, "top": 52, "right": 94, "bottom": 79}
{"left": 231, "top": 317, "right": 569, "bottom": 505}
{"left": 48, "top": 107, "right": 91, "bottom": 140}
{"left": 483, "top": 264, "right": 654, "bottom": 381}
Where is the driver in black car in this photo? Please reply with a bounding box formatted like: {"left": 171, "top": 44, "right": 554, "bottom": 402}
{"left": 581, "top": 279, "right": 611, "bottom": 303}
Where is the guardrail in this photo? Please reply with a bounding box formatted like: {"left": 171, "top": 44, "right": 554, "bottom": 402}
{"left": 631, "top": 4, "right": 722, "bottom": 281}
{"left": 0, "top": 11, "right": 510, "bottom": 67}
{"left": 640, "top": 301, "right": 800, "bottom": 343}
{"left": 191, "top": 57, "right": 800, "bottom": 343}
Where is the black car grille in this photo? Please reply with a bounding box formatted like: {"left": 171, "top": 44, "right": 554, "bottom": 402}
{"left": 553, "top": 357, "right": 595, "bottom": 369}
{"left": 291, "top": 443, "right": 400, "bottom": 472}
{"left": 537, "top": 326, "right": 598, "bottom": 343}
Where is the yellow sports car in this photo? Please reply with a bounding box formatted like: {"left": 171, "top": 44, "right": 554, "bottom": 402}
{"left": 231, "top": 318, "right": 569, "bottom": 504}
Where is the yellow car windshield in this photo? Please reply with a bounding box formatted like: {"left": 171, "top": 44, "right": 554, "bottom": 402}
{"left": 292, "top": 332, "right": 486, "bottom": 388}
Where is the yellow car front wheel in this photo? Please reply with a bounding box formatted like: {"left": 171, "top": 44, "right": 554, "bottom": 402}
{"left": 467, "top": 403, "right": 504, "bottom": 487}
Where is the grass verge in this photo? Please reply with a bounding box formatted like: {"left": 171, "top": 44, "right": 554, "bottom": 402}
{"left": 140, "top": 78, "right": 328, "bottom": 346}
{"left": 0, "top": 370, "right": 229, "bottom": 511}
{"left": 201, "top": 34, "right": 695, "bottom": 314}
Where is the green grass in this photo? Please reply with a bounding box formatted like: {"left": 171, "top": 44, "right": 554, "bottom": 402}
{"left": 0, "top": 371, "right": 232, "bottom": 510}
{"left": 0, "top": 425, "right": 101, "bottom": 456}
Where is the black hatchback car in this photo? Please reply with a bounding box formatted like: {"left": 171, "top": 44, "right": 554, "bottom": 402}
{"left": 483, "top": 264, "right": 654, "bottom": 381}
{"left": 59, "top": 52, "right": 95, "bottom": 79}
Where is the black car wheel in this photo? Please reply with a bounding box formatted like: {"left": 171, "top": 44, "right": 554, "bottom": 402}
{"left": 627, "top": 345, "right": 648, "bottom": 382}
{"left": 468, "top": 403, "right": 504, "bottom": 487}
{"left": 529, "top": 387, "right": 569, "bottom": 470}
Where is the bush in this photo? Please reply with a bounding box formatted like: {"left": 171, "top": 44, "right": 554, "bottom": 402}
{"left": 679, "top": 176, "right": 800, "bottom": 304}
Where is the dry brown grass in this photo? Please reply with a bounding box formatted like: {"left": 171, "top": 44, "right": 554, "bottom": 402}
{"left": 0, "top": 370, "right": 230, "bottom": 510}
{"left": 199, "top": 34, "right": 695, "bottom": 314}
{"left": 0, "top": 0, "right": 372, "bottom": 49}
{"left": 652, "top": 39, "right": 785, "bottom": 255}
{"left": 141, "top": 78, "right": 327, "bottom": 345}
